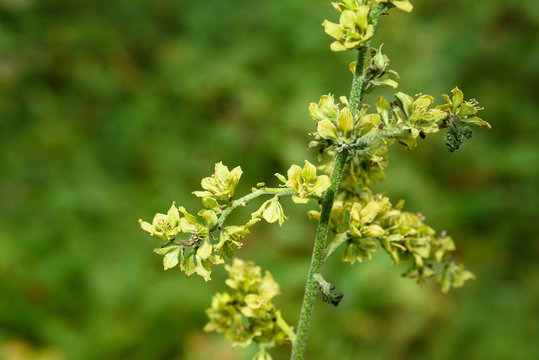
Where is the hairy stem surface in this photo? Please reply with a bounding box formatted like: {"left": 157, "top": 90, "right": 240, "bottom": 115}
{"left": 291, "top": 4, "right": 385, "bottom": 359}
{"left": 290, "top": 150, "right": 348, "bottom": 359}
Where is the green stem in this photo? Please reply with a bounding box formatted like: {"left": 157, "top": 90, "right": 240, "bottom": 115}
{"left": 290, "top": 150, "right": 348, "bottom": 360}
{"left": 349, "top": 3, "right": 386, "bottom": 115}
{"left": 211, "top": 187, "right": 296, "bottom": 231}
{"left": 291, "top": 5, "right": 386, "bottom": 359}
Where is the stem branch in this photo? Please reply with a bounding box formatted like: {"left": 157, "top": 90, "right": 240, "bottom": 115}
{"left": 211, "top": 187, "right": 296, "bottom": 231}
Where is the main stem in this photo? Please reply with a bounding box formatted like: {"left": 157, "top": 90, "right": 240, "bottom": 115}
{"left": 290, "top": 150, "right": 348, "bottom": 359}
{"left": 290, "top": 5, "right": 385, "bottom": 359}
{"left": 349, "top": 3, "right": 385, "bottom": 114}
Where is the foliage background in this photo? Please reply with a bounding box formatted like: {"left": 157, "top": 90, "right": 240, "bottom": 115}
{"left": 0, "top": 0, "right": 538, "bottom": 359}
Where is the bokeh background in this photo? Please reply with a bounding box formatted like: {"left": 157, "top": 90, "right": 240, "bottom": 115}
{"left": 1, "top": 0, "right": 538, "bottom": 359}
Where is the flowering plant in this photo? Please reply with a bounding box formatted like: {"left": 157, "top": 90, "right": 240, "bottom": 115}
{"left": 139, "top": 1, "right": 490, "bottom": 359}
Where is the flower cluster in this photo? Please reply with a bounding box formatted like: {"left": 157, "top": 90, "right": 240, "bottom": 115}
{"left": 375, "top": 87, "right": 490, "bottom": 151}
{"left": 139, "top": 162, "right": 287, "bottom": 280}
{"left": 323, "top": 1, "right": 413, "bottom": 52}
{"left": 307, "top": 94, "right": 386, "bottom": 168}
{"left": 137, "top": 1, "right": 490, "bottom": 357}
{"left": 310, "top": 190, "right": 475, "bottom": 292}
{"left": 139, "top": 202, "right": 224, "bottom": 281}
{"left": 204, "top": 259, "right": 294, "bottom": 358}
{"left": 140, "top": 160, "right": 324, "bottom": 281}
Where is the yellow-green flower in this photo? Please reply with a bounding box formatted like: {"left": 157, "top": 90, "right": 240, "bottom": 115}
{"left": 323, "top": 5, "right": 374, "bottom": 51}
{"left": 436, "top": 87, "right": 491, "bottom": 128}
{"left": 309, "top": 94, "right": 354, "bottom": 140}
{"left": 278, "top": 161, "right": 330, "bottom": 204}
{"left": 253, "top": 197, "right": 288, "bottom": 226}
{"left": 193, "top": 162, "right": 243, "bottom": 203}
{"left": 309, "top": 94, "right": 339, "bottom": 122}
{"left": 139, "top": 202, "right": 181, "bottom": 241}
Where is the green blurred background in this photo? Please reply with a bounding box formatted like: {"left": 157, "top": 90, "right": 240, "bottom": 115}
{"left": 1, "top": 0, "right": 538, "bottom": 359}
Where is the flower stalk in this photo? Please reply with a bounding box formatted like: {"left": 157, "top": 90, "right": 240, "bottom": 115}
{"left": 211, "top": 187, "right": 297, "bottom": 232}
